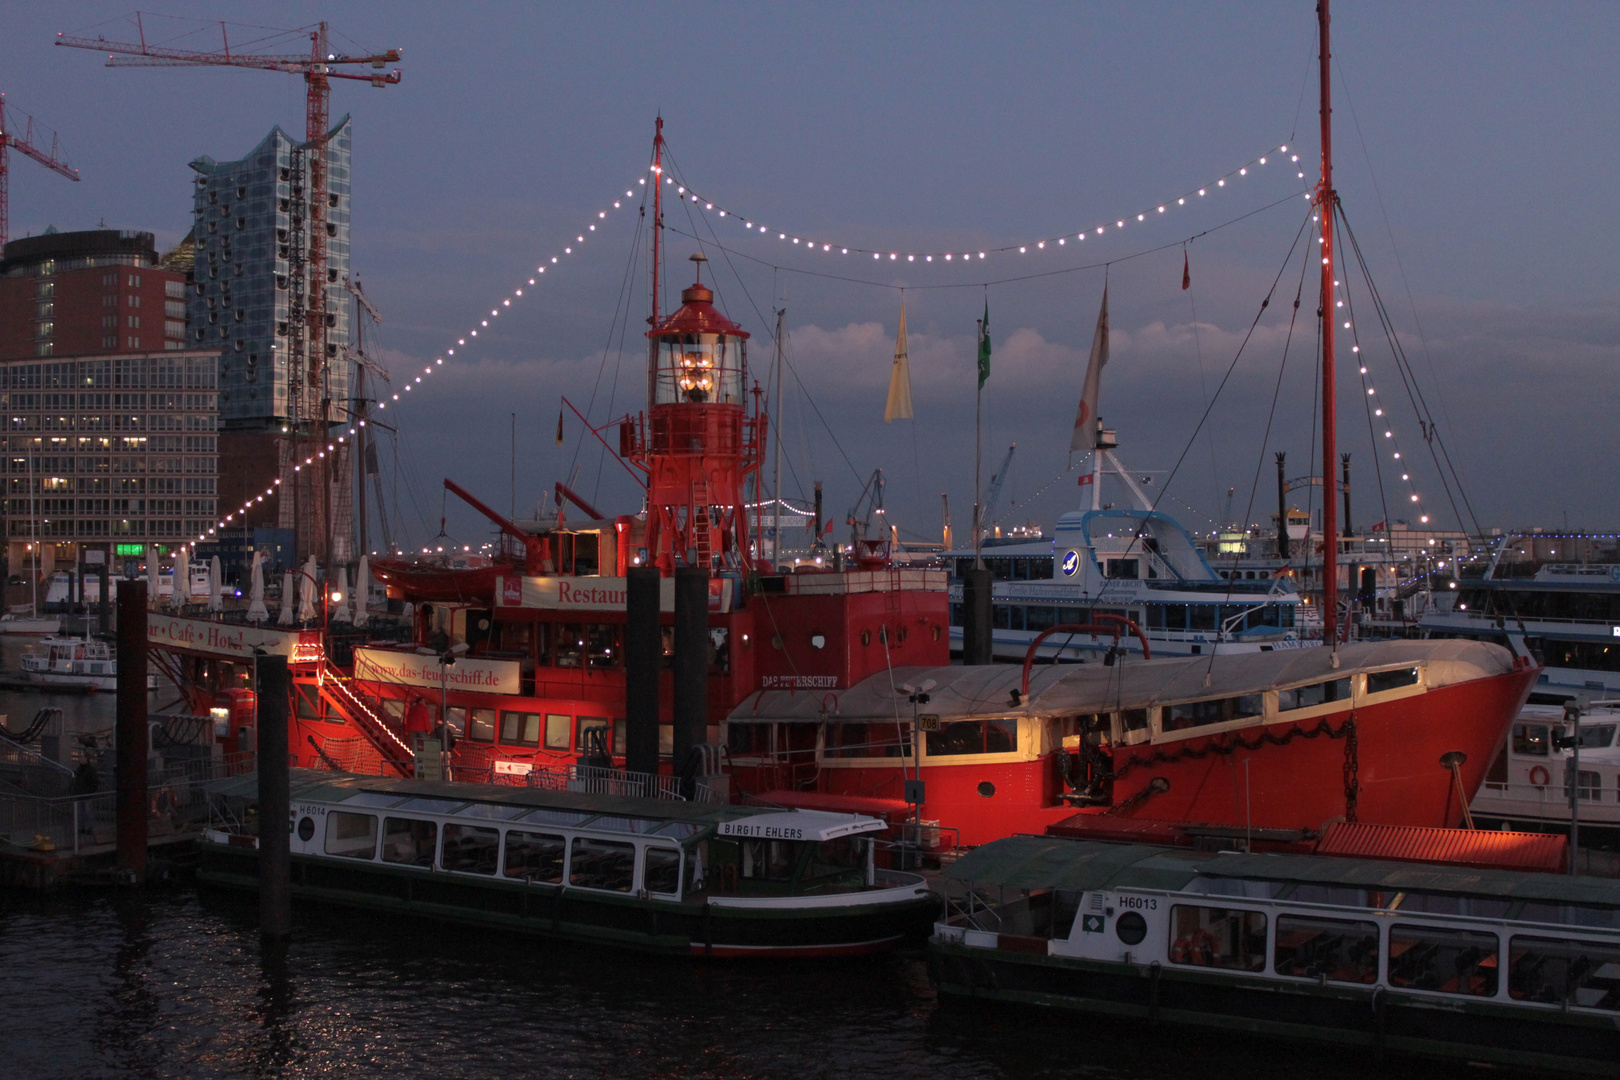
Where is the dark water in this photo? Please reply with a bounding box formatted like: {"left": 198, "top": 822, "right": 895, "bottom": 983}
{"left": 0, "top": 887, "right": 1539, "bottom": 1080}
{"left": 0, "top": 679, "right": 1539, "bottom": 1080}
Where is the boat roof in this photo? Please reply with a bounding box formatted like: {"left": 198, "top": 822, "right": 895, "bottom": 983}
{"left": 204, "top": 769, "right": 882, "bottom": 839}
{"left": 944, "top": 835, "right": 1620, "bottom": 908}
{"left": 730, "top": 639, "right": 1518, "bottom": 724}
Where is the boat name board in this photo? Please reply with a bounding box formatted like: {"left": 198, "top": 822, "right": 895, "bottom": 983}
{"left": 496, "top": 575, "right": 733, "bottom": 613}
{"left": 760, "top": 674, "right": 839, "bottom": 690}
{"left": 353, "top": 648, "right": 522, "bottom": 696}
{"left": 147, "top": 613, "right": 322, "bottom": 662}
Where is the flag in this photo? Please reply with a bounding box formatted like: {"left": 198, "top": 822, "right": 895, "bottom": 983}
{"left": 555, "top": 407, "right": 564, "bottom": 445}
{"left": 976, "top": 300, "right": 992, "bottom": 389}
{"left": 1077, "top": 473, "right": 1094, "bottom": 487}
{"left": 1070, "top": 286, "right": 1109, "bottom": 452}
{"left": 884, "top": 298, "right": 914, "bottom": 422}
{"left": 1182, "top": 251, "right": 1190, "bottom": 291}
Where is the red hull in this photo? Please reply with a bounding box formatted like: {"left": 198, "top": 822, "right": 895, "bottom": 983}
{"left": 1097, "top": 663, "right": 1540, "bottom": 832}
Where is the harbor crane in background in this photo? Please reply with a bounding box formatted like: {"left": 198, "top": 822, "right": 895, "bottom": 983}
{"left": 980, "top": 444, "right": 1016, "bottom": 539}
{"left": 0, "top": 94, "right": 80, "bottom": 249}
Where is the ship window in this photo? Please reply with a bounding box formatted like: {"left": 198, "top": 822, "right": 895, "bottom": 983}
{"left": 1188, "top": 605, "right": 1216, "bottom": 631}
{"left": 1278, "top": 677, "right": 1351, "bottom": 711}
{"left": 440, "top": 823, "right": 499, "bottom": 875}
{"left": 1288, "top": 885, "right": 1398, "bottom": 909}
{"left": 1274, "top": 914, "right": 1378, "bottom": 984}
{"left": 323, "top": 811, "right": 377, "bottom": 859}
{"left": 499, "top": 710, "right": 541, "bottom": 748}
{"left": 544, "top": 713, "right": 571, "bottom": 750}
{"left": 380, "top": 817, "right": 437, "bottom": 868}
{"left": 502, "top": 830, "right": 565, "bottom": 883}
{"left": 727, "top": 722, "right": 772, "bottom": 757}
{"left": 569, "top": 837, "right": 635, "bottom": 892}
{"left": 1163, "top": 695, "right": 1262, "bottom": 732}
{"left": 1396, "top": 893, "right": 1513, "bottom": 919}
{"left": 1388, "top": 925, "right": 1498, "bottom": 996}
{"left": 925, "top": 718, "right": 1017, "bottom": 757}
{"left": 643, "top": 846, "right": 681, "bottom": 896}
{"left": 1366, "top": 666, "right": 1420, "bottom": 694}
{"left": 465, "top": 708, "right": 495, "bottom": 743}
{"left": 575, "top": 716, "right": 612, "bottom": 753}
{"left": 1024, "top": 605, "right": 1057, "bottom": 633}
{"left": 1105, "top": 558, "right": 1139, "bottom": 579}
{"left": 1512, "top": 724, "right": 1551, "bottom": 756}
{"left": 741, "top": 839, "right": 797, "bottom": 882}
{"left": 826, "top": 721, "right": 910, "bottom": 758}
{"left": 1115, "top": 709, "right": 1151, "bottom": 746}
{"left": 1510, "top": 936, "right": 1620, "bottom": 1010}
{"left": 554, "top": 622, "right": 584, "bottom": 667}
{"left": 1580, "top": 724, "right": 1616, "bottom": 749}
{"left": 1168, "top": 905, "right": 1267, "bottom": 972}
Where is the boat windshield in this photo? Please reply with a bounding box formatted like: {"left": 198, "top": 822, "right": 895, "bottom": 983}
{"left": 1578, "top": 724, "right": 1616, "bottom": 749}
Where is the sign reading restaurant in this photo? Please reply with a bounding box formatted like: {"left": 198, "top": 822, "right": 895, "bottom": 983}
{"left": 496, "top": 575, "right": 733, "bottom": 613}
{"left": 148, "top": 613, "right": 322, "bottom": 662}
{"left": 353, "top": 648, "right": 522, "bottom": 697}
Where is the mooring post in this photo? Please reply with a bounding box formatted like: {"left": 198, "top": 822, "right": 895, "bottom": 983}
{"left": 114, "top": 578, "right": 149, "bottom": 884}
{"left": 624, "top": 565, "right": 662, "bottom": 777}
{"left": 962, "top": 566, "right": 994, "bottom": 665}
{"left": 672, "top": 566, "right": 709, "bottom": 797}
{"left": 98, "top": 556, "right": 111, "bottom": 636}
{"left": 256, "top": 650, "right": 292, "bottom": 939}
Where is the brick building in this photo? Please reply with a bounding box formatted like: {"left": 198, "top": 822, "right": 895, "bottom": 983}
{"left": 0, "top": 229, "right": 189, "bottom": 360}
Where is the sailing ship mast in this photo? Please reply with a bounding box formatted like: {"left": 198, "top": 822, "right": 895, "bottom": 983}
{"left": 1317, "top": 0, "right": 1340, "bottom": 647}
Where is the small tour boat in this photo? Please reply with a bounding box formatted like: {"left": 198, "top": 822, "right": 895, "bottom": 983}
{"left": 1472, "top": 701, "right": 1620, "bottom": 846}
{"left": 19, "top": 635, "right": 155, "bottom": 690}
{"left": 198, "top": 770, "right": 939, "bottom": 957}
{"left": 930, "top": 835, "right": 1620, "bottom": 1074}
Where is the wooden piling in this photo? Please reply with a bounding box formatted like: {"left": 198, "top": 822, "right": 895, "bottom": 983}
{"left": 114, "top": 578, "right": 148, "bottom": 883}
{"left": 256, "top": 651, "right": 292, "bottom": 939}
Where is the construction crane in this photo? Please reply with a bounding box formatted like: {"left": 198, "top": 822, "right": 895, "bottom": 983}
{"left": 0, "top": 94, "right": 80, "bottom": 249}
{"left": 980, "top": 443, "right": 1016, "bottom": 538}
{"left": 57, "top": 15, "right": 401, "bottom": 430}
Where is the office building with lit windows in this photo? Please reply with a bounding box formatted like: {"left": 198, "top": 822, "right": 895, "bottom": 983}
{"left": 0, "top": 229, "right": 189, "bottom": 361}
{"left": 1, "top": 350, "right": 220, "bottom": 576}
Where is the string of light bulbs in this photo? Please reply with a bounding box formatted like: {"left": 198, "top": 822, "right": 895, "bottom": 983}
{"left": 656, "top": 143, "right": 1303, "bottom": 263}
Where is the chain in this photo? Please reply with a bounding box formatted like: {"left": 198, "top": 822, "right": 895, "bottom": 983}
{"left": 1342, "top": 715, "right": 1359, "bottom": 823}
{"left": 1106, "top": 714, "right": 1357, "bottom": 782}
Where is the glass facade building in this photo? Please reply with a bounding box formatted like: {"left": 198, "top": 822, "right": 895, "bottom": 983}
{"left": 188, "top": 118, "right": 352, "bottom": 428}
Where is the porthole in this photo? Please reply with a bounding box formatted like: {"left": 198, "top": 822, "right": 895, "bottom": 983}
{"left": 296, "top": 816, "right": 315, "bottom": 842}
{"left": 932, "top": 625, "right": 941, "bottom": 642}
{"left": 977, "top": 781, "right": 995, "bottom": 798}
{"left": 860, "top": 630, "right": 871, "bottom": 646}
{"left": 1116, "top": 911, "right": 1147, "bottom": 945}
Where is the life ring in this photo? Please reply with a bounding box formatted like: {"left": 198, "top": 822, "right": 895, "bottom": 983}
{"left": 1529, "top": 765, "right": 1551, "bottom": 787}
{"left": 1170, "top": 936, "right": 1191, "bottom": 964}
{"left": 1190, "top": 928, "right": 1222, "bottom": 966}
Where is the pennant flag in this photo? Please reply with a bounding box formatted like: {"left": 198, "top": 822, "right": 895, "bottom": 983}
{"left": 555, "top": 407, "right": 564, "bottom": 445}
{"left": 884, "top": 298, "right": 914, "bottom": 422}
{"left": 976, "top": 300, "right": 992, "bottom": 389}
{"left": 1070, "top": 286, "right": 1109, "bottom": 452}
{"left": 1182, "top": 251, "right": 1191, "bottom": 291}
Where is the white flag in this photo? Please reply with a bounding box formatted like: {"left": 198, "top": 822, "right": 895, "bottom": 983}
{"left": 884, "top": 298, "right": 914, "bottom": 422}
{"left": 1070, "top": 286, "right": 1109, "bottom": 452}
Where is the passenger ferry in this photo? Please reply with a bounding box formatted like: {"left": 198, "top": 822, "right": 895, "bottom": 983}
{"left": 198, "top": 769, "right": 939, "bottom": 957}
{"left": 1473, "top": 701, "right": 1620, "bottom": 846}
{"left": 947, "top": 508, "right": 1303, "bottom": 662}
{"left": 727, "top": 639, "right": 1537, "bottom": 847}
{"left": 20, "top": 634, "right": 155, "bottom": 690}
{"left": 1422, "top": 534, "right": 1620, "bottom": 703}
{"left": 930, "top": 836, "right": 1620, "bottom": 1074}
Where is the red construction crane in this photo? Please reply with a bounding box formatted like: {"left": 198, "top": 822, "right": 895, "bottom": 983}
{"left": 57, "top": 13, "right": 401, "bottom": 425}
{"left": 0, "top": 94, "right": 81, "bottom": 250}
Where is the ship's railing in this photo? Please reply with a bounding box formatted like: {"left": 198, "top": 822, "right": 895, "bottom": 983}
{"left": 525, "top": 762, "right": 697, "bottom": 801}
{"left": 940, "top": 884, "right": 1004, "bottom": 933}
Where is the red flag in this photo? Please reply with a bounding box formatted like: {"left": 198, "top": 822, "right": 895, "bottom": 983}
{"left": 1181, "top": 251, "right": 1190, "bottom": 291}
{"left": 1077, "top": 474, "right": 1094, "bottom": 487}
{"left": 820, "top": 518, "right": 834, "bottom": 537}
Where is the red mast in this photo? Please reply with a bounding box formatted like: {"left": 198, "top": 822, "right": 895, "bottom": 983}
{"left": 1317, "top": 0, "right": 1339, "bottom": 646}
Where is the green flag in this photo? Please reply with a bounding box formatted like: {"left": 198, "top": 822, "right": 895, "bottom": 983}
{"left": 977, "top": 300, "right": 992, "bottom": 389}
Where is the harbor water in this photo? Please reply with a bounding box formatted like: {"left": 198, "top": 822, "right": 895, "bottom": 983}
{"left": 0, "top": 652, "right": 1533, "bottom": 1080}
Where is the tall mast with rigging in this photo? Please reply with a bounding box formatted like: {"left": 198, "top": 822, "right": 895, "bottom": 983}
{"left": 1317, "top": 0, "right": 1340, "bottom": 646}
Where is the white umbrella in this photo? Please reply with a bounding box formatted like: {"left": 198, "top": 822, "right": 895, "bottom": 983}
{"left": 352, "top": 554, "right": 371, "bottom": 628}
{"left": 297, "top": 555, "right": 318, "bottom": 623}
{"left": 145, "top": 544, "right": 160, "bottom": 605}
{"left": 207, "top": 556, "right": 223, "bottom": 613}
{"left": 173, "top": 547, "right": 190, "bottom": 609}
{"left": 277, "top": 570, "right": 295, "bottom": 626}
{"left": 331, "top": 566, "right": 352, "bottom": 624}
{"left": 246, "top": 552, "right": 269, "bottom": 622}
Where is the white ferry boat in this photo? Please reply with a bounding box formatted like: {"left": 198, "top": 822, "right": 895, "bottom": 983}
{"left": 1473, "top": 701, "right": 1620, "bottom": 845}
{"left": 1421, "top": 535, "right": 1620, "bottom": 704}
{"left": 20, "top": 635, "right": 156, "bottom": 691}
{"left": 931, "top": 835, "right": 1620, "bottom": 1074}
{"left": 948, "top": 508, "right": 1302, "bottom": 661}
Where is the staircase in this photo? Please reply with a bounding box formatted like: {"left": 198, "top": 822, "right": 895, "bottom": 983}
{"left": 691, "top": 478, "right": 712, "bottom": 567}
{"left": 315, "top": 662, "right": 415, "bottom": 776}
